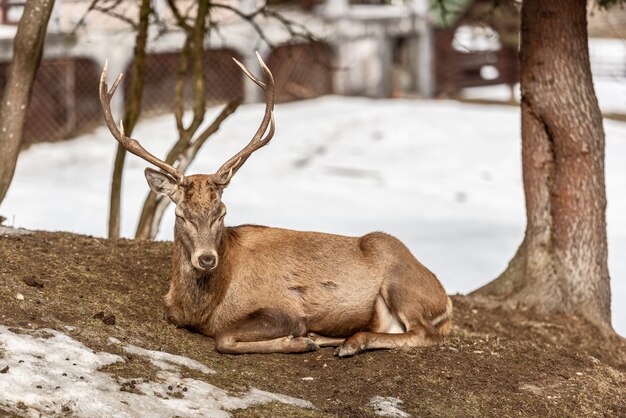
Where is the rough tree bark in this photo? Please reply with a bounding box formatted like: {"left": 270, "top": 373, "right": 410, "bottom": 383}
{"left": 473, "top": 0, "right": 612, "bottom": 331}
{"left": 0, "top": 0, "right": 55, "bottom": 204}
{"left": 107, "top": 0, "right": 151, "bottom": 238}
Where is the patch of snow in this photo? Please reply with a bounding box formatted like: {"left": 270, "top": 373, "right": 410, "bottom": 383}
{"left": 0, "top": 327, "right": 313, "bottom": 417}
{"left": 592, "top": 79, "right": 626, "bottom": 114}
{"left": 370, "top": 396, "right": 409, "bottom": 417}
{"left": 460, "top": 83, "right": 520, "bottom": 102}
{"left": 0, "top": 226, "right": 33, "bottom": 236}
{"left": 109, "top": 337, "right": 215, "bottom": 374}
{"left": 0, "top": 25, "right": 17, "bottom": 39}
{"left": 460, "top": 78, "right": 625, "bottom": 114}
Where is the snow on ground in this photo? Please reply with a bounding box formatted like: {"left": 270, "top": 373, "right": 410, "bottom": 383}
{"left": 369, "top": 396, "right": 409, "bottom": 417}
{"left": 460, "top": 78, "right": 625, "bottom": 114}
{"left": 0, "top": 326, "right": 313, "bottom": 417}
{"left": 110, "top": 337, "right": 216, "bottom": 374}
{"left": 1, "top": 97, "right": 625, "bottom": 336}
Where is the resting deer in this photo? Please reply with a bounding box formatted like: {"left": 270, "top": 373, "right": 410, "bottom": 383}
{"left": 99, "top": 53, "right": 452, "bottom": 357}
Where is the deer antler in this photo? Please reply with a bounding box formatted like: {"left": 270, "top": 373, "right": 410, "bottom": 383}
{"left": 99, "top": 61, "right": 187, "bottom": 185}
{"left": 214, "top": 52, "right": 275, "bottom": 185}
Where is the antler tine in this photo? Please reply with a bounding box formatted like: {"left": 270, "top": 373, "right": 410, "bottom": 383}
{"left": 215, "top": 52, "right": 275, "bottom": 185}
{"left": 99, "top": 61, "right": 186, "bottom": 185}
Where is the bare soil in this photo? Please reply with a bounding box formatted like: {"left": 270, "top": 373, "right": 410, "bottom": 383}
{"left": 1, "top": 230, "right": 625, "bottom": 417}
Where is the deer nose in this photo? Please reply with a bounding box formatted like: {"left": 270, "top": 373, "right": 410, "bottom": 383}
{"left": 198, "top": 254, "right": 217, "bottom": 270}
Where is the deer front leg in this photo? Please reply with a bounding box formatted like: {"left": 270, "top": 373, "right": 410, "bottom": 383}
{"left": 213, "top": 309, "right": 319, "bottom": 354}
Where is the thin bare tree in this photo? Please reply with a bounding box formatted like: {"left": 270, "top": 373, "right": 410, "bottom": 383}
{"left": 0, "top": 0, "right": 56, "bottom": 204}
{"left": 108, "top": 0, "right": 152, "bottom": 239}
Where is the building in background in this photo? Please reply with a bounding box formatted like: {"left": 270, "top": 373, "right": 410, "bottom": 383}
{"left": 0, "top": 0, "right": 523, "bottom": 146}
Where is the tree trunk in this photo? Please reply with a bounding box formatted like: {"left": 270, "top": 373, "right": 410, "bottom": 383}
{"left": 0, "top": 0, "right": 55, "bottom": 204}
{"left": 107, "top": 0, "right": 151, "bottom": 238}
{"left": 473, "top": 0, "right": 612, "bottom": 331}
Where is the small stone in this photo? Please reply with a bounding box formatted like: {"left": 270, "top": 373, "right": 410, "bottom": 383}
{"left": 102, "top": 314, "right": 116, "bottom": 326}
{"left": 62, "top": 373, "right": 67, "bottom": 376}
{"left": 94, "top": 311, "right": 116, "bottom": 325}
{"left": 0, "top": 366, "right": 9, "bottom": 374}
{"left": 168, "top": 386, "right": 173, "bottom": 391}
{"left": 16, "top": 293, "right": 24, "bottom": 301}
{"left": 79, "top": 376, "right": 84, "bottom": 380}
{"left": 36, "top": 385, "right": 42, "bottom": 389}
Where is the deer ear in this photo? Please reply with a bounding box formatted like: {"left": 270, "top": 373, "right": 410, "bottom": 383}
{"left": 145, "top": 168, "right": 180, "bottom": 202}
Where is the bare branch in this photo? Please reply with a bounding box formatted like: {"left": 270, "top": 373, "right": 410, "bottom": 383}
{"left": 149, "top": 99, "right": 241, "bottom": 238}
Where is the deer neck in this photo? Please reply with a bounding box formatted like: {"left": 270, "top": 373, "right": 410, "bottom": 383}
{"left": 167, "top": 228, "right": 234, "bottom": 329}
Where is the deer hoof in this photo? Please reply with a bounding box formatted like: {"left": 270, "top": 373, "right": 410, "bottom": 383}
{"left": 304, "top": 338, "right": 319, "bottom": 352}
{"left": 334, "top": 344, "right": 358, "bottom": 358}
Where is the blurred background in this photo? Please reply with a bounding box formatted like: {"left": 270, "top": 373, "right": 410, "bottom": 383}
{"left": 0, "top": 0, "right": 624, "bottom": 333}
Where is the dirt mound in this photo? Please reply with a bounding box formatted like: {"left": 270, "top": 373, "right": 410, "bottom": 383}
{"left": 1, "top": 231, "right": 625, "bottom": 417}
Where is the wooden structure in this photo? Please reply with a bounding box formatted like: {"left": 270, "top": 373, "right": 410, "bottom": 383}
{"left": 267, "top": 42, "right": 334, "bottom": 102}
{"left": 432, "top": 0, "right": 519, "bottom": 96}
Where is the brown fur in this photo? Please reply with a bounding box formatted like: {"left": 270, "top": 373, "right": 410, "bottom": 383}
{"left": 155, "top": 174, "right": 452, "bottom": 357}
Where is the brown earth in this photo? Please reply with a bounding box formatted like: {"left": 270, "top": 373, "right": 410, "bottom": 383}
{"left": 1, "top": 230, "right": 625, "bottom": 417}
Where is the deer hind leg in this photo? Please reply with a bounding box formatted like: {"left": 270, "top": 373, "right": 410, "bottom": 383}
{"left": 214, "top": 308, "right": 319, "bottom": 354}
{"left": 216, "top": 335, "right": 319, "bottom": 354}
{"left": 335, "top": 328, "right": 438, "bottom": 357}
{"left": 335, "top": 293, "right": 443, "bottom": 358}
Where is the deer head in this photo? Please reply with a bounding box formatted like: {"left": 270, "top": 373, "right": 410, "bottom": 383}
{"left": 99, "top": 52, "right": 275, "bottom": 271}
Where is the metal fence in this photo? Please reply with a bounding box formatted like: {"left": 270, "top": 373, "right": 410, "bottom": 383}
{"left": 0, "top": 42, "right": 335, "bottom": 148}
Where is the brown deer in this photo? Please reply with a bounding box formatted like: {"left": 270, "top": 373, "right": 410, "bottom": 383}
{"left": 99, "top": 53, "right": 452, "bottom": 357}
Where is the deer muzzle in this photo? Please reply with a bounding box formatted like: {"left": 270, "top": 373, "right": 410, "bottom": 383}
{"left": 195, "top": 251, "right": 218, "bottom": 271}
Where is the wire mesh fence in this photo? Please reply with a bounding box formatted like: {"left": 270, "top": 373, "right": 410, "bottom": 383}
{"left": 0, "top": 42, "right": 335, "bottom": 148}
